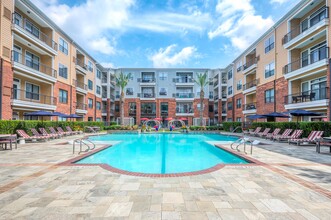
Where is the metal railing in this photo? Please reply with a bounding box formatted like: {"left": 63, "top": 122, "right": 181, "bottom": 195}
{"left": 243, "top": 58, "right": 257, "bottom": 70}
{"left": 243, "top": 102, "right": 257, "bottom": 110}
{"left": 284, "top": 88, "right": 329, "bottom": 104}
{"left": 282, "top": 8, "right": 329, "bottom": 44}
{"left": 214, "top": 111, "right": 219, "bottom": 114}
{"left": 11, "top": 51, "right": 57, "bottom": 78}
{"left": 173, "top": 93, "right": 194, "bottom": 98}
{"left": 75, "top": 58, "right": 87, "bottom": 70}
{"left": 173, "top": 78, "right": 194, "bottom": 83}
{"left": 12, "top": 88, "right": 57, "bottom": 105}
{"left": 176, "top": 109, "right": 193, "bottom": 114}
{"left": 222, "top": 94, "right": 227, "bottom": 99}
{"left": 221, "top": 78, "right": 227, "bottom": 84}
{"left": 283, "top": 47, "right": 329, "bottom": 74}
{"left": 137, "top": 78, "right": 156, "bottom": 83}
{"left": 243, "top": 79, "right": 259, "bottom": 90}
{"left": 214, "top": 95, "right": 219, "bottom": 100}
{"left": 73, "top": 79, "right": 87, "bottom": 90}
{"left": 138, "top": 93, "right": 155, "bottom": 98}
{"left": 12, "top": 14, "right": 58, "bottom": 51}
{"left": 76, "top": 102, "right": 87, "bottom": 110}
{"left": 214, "top": 80, "right": 219, "bottom": 87}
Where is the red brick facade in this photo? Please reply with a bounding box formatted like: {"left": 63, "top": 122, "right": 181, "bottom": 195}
{"left": 54, "top": 81, "right": 74, "bottom": 115}
{"left": 233, "top": 93, "right": 244, "bottom": 122}
{"left": 1, "top": 59, "right": 13, "bottom": 120}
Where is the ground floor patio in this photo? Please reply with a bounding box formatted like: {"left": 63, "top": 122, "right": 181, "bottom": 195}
{"left": 0, "top": 133, "right": 331, "bottom": 219}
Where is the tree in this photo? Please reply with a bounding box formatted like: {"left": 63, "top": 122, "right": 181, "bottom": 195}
{"left": 115, "top": 72, "right": 132, "bottom": 125}
{"left": 194, "top": 71, "right": 209, "bottom": 126}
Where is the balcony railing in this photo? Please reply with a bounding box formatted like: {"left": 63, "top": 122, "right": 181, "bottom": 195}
{"left": 243, "top": 103, "right": 257, "bottom": 111}
{"left": 243, "top": 58, "right": 257, "bottom": 70}
{"left": 222, "top": 109, "right": 226, "bottom": 114}
{"left": 243, "top": 79, "right": 259, "bottom": 90}
{"left": 173, "top": 78, "right": 194, "bottom": 83}
{"left": 221, "top": 78, "right": 227, "bottom": 84}
{"left": 101, "top": 78, "right": 107, "bottom": 83}
{"left": 176, "top": 109, "right": 193, "bottom": 114}
{"left": 75, "top": 58, "right": 87, "bottom": 70}
{"left": 214, "top": 95, "right": 219, "bottom": 100}
{"left": 141, "top": 111, "right": 156, "bottom": 115}
{"left": 282, "top": 7, "right": 329, "bottom": 44}
{"left": 284, "top": 88, "right": 329, "bottom": 104}
{"left": 173, "top": 93, "right": 194, "bottom": 98}
{"left": 214, "top": 80, "right": 219, "bottom": 87}
{"left": 12, "top": 88, "right": 57, "bottom": 105}
{"left": 138, "top": 93, "right": 155, "bottom": 98}
{"left": 221, "top": 94, "right": 227, "bottom": 99}
{"left": 11, "top": 51, "right": 57, "bottom": 78}
{"left": 283, "top": 47, "right": 329, "bottom": 74}
{"left": 214, "top": 111, "right": 219, "bottom": 114}
{"left": 12, "top": 15, "right": 58, "bottom": 51}
{"left": 110, "top": 95, "right": 115, "bottom": 100}
{"left": 161, "top": 111, "right": 168, "bottom": 115}
{"left": 76, "top": 102, "right": 87, "bottom": 110}
{"left": 137, "top": 78, "right": 156, "bottom": 83}
{"left": 73, "top": 79, "right": 87, "bottom": 90}
{"left": 115, "top": 95, "right": 120, "bottom": 99}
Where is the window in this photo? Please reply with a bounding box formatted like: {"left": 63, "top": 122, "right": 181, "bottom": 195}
{"left": 14, "top": 12, "right": 22, "bottom": 26}
{"left": 236, "top": 117, "right": 242, "bottom": 122}
{"left": 116, "top": 91, "right": 120, "bottom": 99}
{"left": 265, "top": 89, "right": 275, "bottom": 103}
{"left": 236, "top": 61, "right": 242, "bottom": 72}
{"left": 97, "top": 69, "right": 101, "bottom": 79}
{"left": 161, "top": 102, "right": 168, "bottom": 114}
{"left": 265, "top": 62, "right": 275, "bottom": 78}
{"left": 88, "top": 98, "right": 93, "bottom": 109}
{"left": 59, "top": 38, "right": 68, "bottom": 55}
{"left": 129, "top": 102, "right": 136, "bottom": 114}
{"left": 25, "top": 19, "right": 39, "bottom": 38}
{"left": 96, "top": 118, "right": 101, "bottom": 122}
{"left": 237, "top": 80, "right": 242, "bottom": 90}
{"left": 264, "top": 35, "right": 274, "bottom": 53}
{"left": 25, "top": 51, "right": 39, "bottom": 71}
{"left": 159, "top": 88, "right": 167, "bottom": 95}
{"left": 209, "top": 105, "right": 214, "bottom": 113}
{"left": 301, "top": 19, "right": 308, "bottom": 32}
{"left": 228, "top": 102, "right": 233, "bottom": 110}
{"left": 227, "top": 118, "right": 233, "bottom": 122}
{"left": 25, "top": 83, "right": 39, "bottom": 100}
{"left": 115, "top": 104, "right": 120, "bottom": 112}
{"left": 176, "top": 102, "right": 193, "bottom": 113}
{"left": 227, "top": 70, "right": 233, "bottom": 80}
{"left": 209, "top": 91, "right": 213, "bottom": 99}
{"left": 13, "top": 45, "right": 22, "bottom": 63}
{"left": 59, "top": 64, "right": 68, "bottom": 79}
{"left": 126, "top": 88, "right": 133, "bottom": 95}
{"left": 310, "top": 6, "right": 327, "bottom": 27}
{"left": 59, "top": 89, "right": 68, "bottom": 103}
{"left": 88, "top": 60, "right": 93, "bottom": 72}
{"left": 88, "top": 80, "right": 93, "bottom": 90}
{"left": 96, "top": 101, "right": 101, "bottom": 110}
{"left": 88, "top": 117, "right": 93, "bottom": 121}
{"left": 159, "top": 72, "right": 168, "bottom": 80}
{"left": 236, "top": 98, "right": 242, "bottom": 109}
{"left": 96, "top": 86, "right": 101, "bottom": 95}
{"left": 228, "top": 86, "right": 233, "bottom": 95}
{"left": 141, "top": 103, "right": 156, "bottom": 115}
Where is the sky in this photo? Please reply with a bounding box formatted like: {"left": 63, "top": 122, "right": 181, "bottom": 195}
{"left": 33, "top": 0, "right": 301, "bottom": 69}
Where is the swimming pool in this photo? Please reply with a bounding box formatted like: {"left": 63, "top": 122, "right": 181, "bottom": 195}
{"left": 76, "top": 133, "right": 248, "bottom": 174}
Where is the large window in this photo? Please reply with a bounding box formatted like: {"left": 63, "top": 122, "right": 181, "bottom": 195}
{"left": 96, "top": 86, "right": 101, "bottom": 95}
{"left": 237, "top": 80, "right": 242, "bottom": 90}
{"left": 59, "top": 38, "right": 68, "bottom": 55}
{"left": 264, "top": 35, "right": 274, "bottom": 53}
{"left": 176, "top": 103, "right": 193, "bottom": 113}
{"left": 159, "top": 88, "right": 167, "bottom": 96}
{"left": 265, "top": 62, "right": 275, "bottom": 78}
{"left": 236, "top": 98, "right": 242, "bottom": 109}
{"left": 25, "top": 51, "right": 39, "bottom": 71}
{"left": 126, "top": 88, "right": 133, "bottom": 95}
{"left": 228, "top": 86, "right": 233, "bottom": 95}
{"left": 88, "top": 60, "right": 94, "bottom": 72}
{"left": 236, "top": 61, "right": 242, "bottom": 72}
{"left": 227, "top": 102, "right": 233, "bottom": 110}
{"left": 88, "top": 80, "right": 93, "bottom": 90}
{"left": 227, "top": 70, "right": 233, "bottom": 80}
{"left": 59, "top": 64, "right": 68, "bottom": 79}
{"left": 265, "top": 89, "right": 275, "bottom": 103}
{"left": 129, "top": 102, "right": 136, "bottom": 115}
{"left": 59, "top": 89, "right": 68, "bottom": 103}
{"left": 25, "top": 19, "right": 39, "bottom": 38}
{"left": 25, "top": 83, "right": 39, "bottom": 100}
{"left": 88, "top": 98, "right": 93, "bottom": 109}
{"left": 96, "top": 69, "right": 101, "bottom": 79}
{"left": 141, "top": 103, "right": 156, "bottom": 115}
{"left": 161, "top": 102, "right": 168, "bottom": 114}
{"left": 310, "top": 6, "right": 327, "bottom": 27}
{"left": 159, "top": 72, "right": 168, "bottom": 80}
{"left": 96, "top": 101, "right": 101, "bottom": 110}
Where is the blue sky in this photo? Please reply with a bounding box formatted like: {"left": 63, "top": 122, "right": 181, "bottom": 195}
{"left": 34, "top": 0, "right": 301, "bottom": 68}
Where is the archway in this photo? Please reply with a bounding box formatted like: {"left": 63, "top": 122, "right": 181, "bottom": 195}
{"left": 168, "top": 119, "right": 185, "bottom": 128}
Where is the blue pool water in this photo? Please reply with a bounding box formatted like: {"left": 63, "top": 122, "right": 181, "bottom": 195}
{"left": 76, "top": 133, "right": 248, "bottom": 174}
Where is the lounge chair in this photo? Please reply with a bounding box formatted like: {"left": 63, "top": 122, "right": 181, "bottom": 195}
{"left": 85, "top": 126, "right": 97, "bottom": 133}
{"left": 265, "top": 128, "right": 281, "bottom": 139}
{"left": 49, "top": 127, "right": 66, "bottom": 136}
{"left": 256, "top": 128, "right": 271, "bottom": 137}
{"left": 289, "top": 131, "right": 324, "bottom": 146}
{"left": 272, "top": 129, "right": 292, "bottom": 141}
{"left": 275, "top": 129, "right": 303, "bottom": 142}
{"left": 39, "top": 128, "right": 61, "bottom": 139}
{"left": 65, "top": 126, "right": 81, "bottom": 135}
{"left": 248, "top": 127, "right": 261, "bottom": 136}
{"left": 16, "top": 130, "right": 48, "bottom": 142}
{"left": 31, "top": 128, "right": 53, "bottom": 139}
{"left": 57, "top": 127, "right": 72, "bottom": 136}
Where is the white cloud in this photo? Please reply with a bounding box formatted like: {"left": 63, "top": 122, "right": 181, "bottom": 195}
{"left": 149, "top": 45, "right": 197, "bottom": 68}
{"left": 270, "top": 0, "right": 290, "bottom": 4}
{"left": 33, "top": 0, "right": 134, "bottom": 55}
{"left": 100, "top": 62, "right": 115, "bottom": 68}
{"left": 209, "top": 0, "right": 274, "bottom": 51}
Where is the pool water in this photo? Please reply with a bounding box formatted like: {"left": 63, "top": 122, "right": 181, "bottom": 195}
{"left": 76, "top": 133, "right": 248, "bottom": 174}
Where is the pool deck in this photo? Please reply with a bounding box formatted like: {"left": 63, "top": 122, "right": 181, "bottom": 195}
{"left": 0, "top": 133, "right": 331, "bottom": 219}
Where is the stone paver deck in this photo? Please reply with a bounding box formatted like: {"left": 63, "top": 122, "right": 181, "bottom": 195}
{"left": 0, "top": 133, "right": 331, "bottom": 219}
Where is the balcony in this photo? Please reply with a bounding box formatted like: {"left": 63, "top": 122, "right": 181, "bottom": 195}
{"left": 221, "top": 94, "right": 227, "bottom": 99}
{"left": 243, "top": 79, "right": 259, "bottom": 94}
{"left": 214, "top": 80, "right": 219, "bottom": 87}
{"left": 12, "top": 15, "right": 58, "bottom": 55}
{"left": 76, "top": 102, "right": 87, "bottom": 114}
{"left": 73, "top": 79, "right": 87, "bottom": 94}
{"left": 221, "top": 78, "right": 227, "bottom": 85}
{"left": 161, "top": 110, "right": 168, "bottom": 116}
{"left": 11, "top": 51, "right": 57, "bottom": 82}
{"left": 75, "top": 58, "right": 88, "bottom": 74}
{"left": 209, "top": 95, "right": 214, "bottom": 99}
{"left": 110, "top": 95, "right": 115, "bottom": 101}
{"left": 173, "top": 78, "right": 195, "bottom": 86}
{"left": 243, "top": 102, "right": 257, "bottom": 114}
{"left": 214, "top": 95, "right": 219, "bottom": 100}
{"left": 284, "top": 88, "right": 329, "bottom": 109}
{"left": 283, "top": 47, "right": 329, "bottom": 79}
{"left": 137, "top": 78, "right": 156, "bottom": 86}
{"left": 173, "top": 93, "right": 194, "bottom": 99}
{"left": 214, "top": 111, "right": 219, "bottom": 115}
{"left": 12, "top": 88, "right": 56, "bottom": 110}
{"left": 243, "top": 58, "right": 257, "bottom": 74}
{"left": 138, "top": 93, "right": 155, "bottom": 100}
{"left": 283, "top": 8, "right": 329, "bottom": 49}
{"left": 101, "top": 77, "right": 107, "bottom": 84}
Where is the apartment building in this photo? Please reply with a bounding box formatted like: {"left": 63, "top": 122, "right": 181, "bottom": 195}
{"left": 0, "top": 0, "right": 104, "bottom": 121}
{"left": 225, "top": 0, "right": 330, "bottom": 122}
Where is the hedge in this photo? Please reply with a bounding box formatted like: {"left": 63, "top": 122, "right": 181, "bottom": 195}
{"left": 222, "top": 121, "right": 331, "bottom": 137}
{"left": 189, "top": 126, "right": 222, "bottom": 131}
{"left": 0, "top": 120, "right": 104, "bottom": 135}
{"left": 222, "top": 122, "right": 242, "bottom": 132}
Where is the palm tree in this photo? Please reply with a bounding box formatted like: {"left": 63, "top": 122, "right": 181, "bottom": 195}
{"left": 194, "top": 71, "right": 209, "bottom": 126}
{"left": 115, "top": 72, "right": 132, "bottom": 125}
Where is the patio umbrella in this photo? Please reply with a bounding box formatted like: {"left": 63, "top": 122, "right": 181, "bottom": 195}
{"left": 262, "top": 112, "right": 290, "bottom": 119}
{"left": 165, "top": 117, "right": 173, "bottom": 121}
{"left": 53, "top": 112, "right": 68, "bottom": 117}
{"left": 283, "top": 109, "right": 322, "bottom": 126}
{"left": 24, "top": 111, "right": 57, "bottom": 122}
{"left": 63, "top": 114, "right": 83, "bottom": 118}
{"left": 154, "top": 117, "right": 162, "bottom": 121}
{"left": 141, "top": 118, "right": 149, "bottom": 121}
{"left": 247, "top": 114, "right": 267, "bottom": 120}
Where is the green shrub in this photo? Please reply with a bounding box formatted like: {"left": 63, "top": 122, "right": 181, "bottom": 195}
{"left": 222, "top": 122, "right": 242, "bottom": 132}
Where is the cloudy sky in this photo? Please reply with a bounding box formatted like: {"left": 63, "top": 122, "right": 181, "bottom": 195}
{"left": 33, "top": 0, "right": 301, "bottom": 68}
